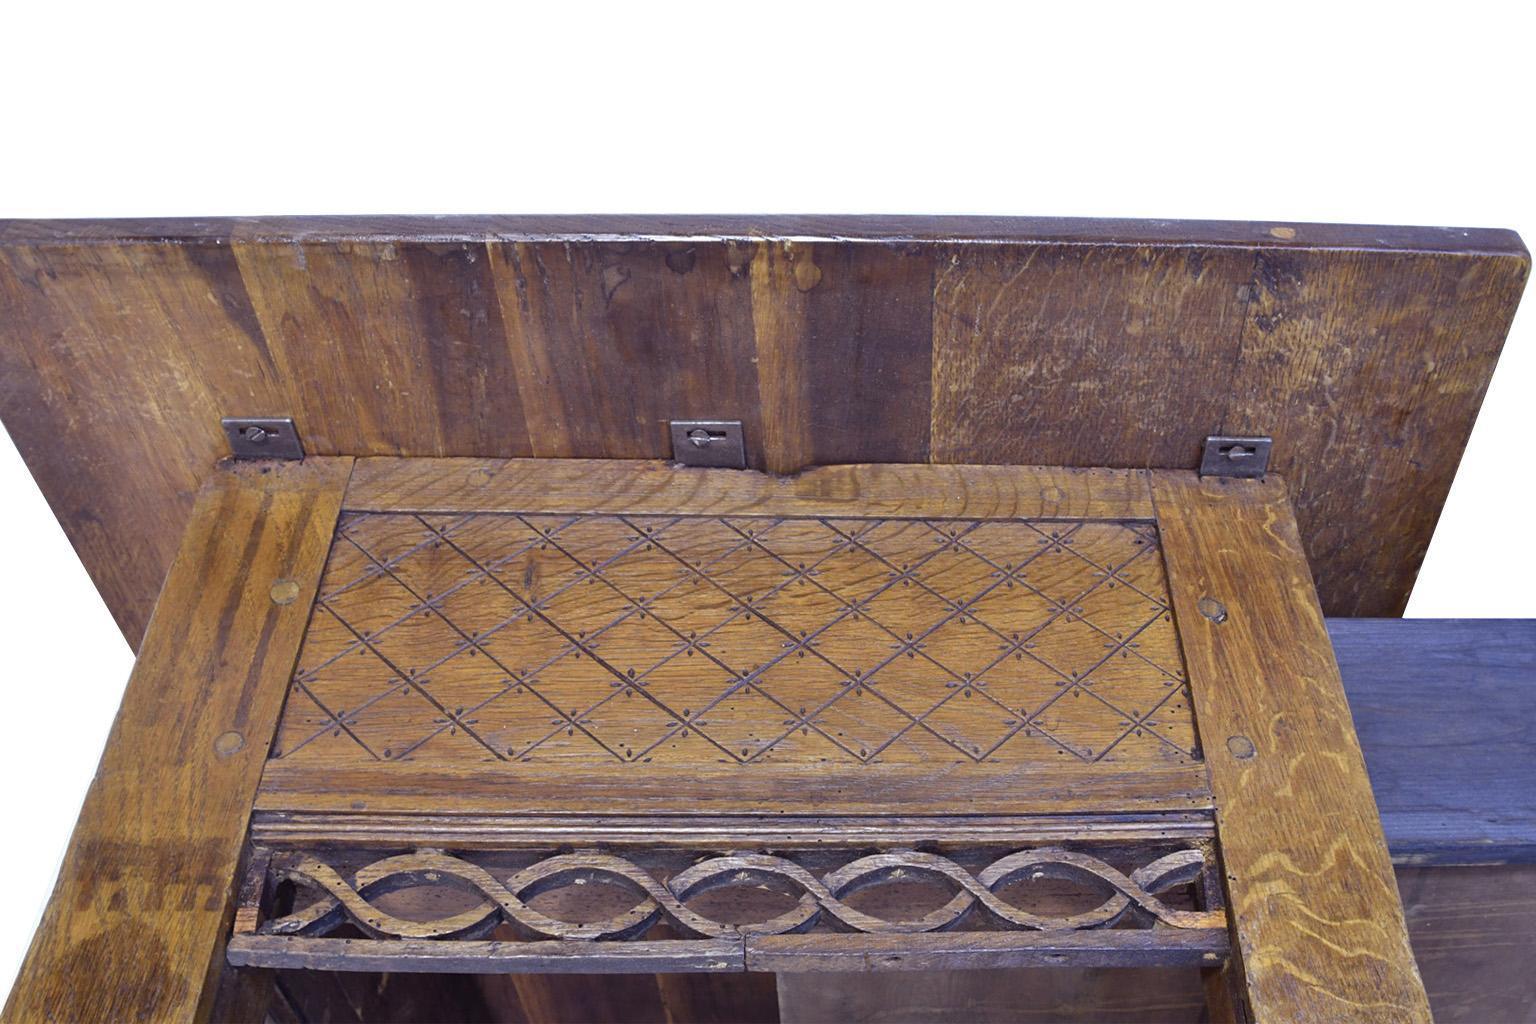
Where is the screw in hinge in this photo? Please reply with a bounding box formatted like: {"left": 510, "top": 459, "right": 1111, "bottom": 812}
{"left": 1222, "top": 443, "right": 1256, "bottom": 463}
{"left": 1199, "top": 435, "right": 1272, "bottom": 480}
{"left": 669, "top": 420, "right": 746, "bottom": 468}
{"left": 222, "top": 417, "right": 305, "bottom": 460}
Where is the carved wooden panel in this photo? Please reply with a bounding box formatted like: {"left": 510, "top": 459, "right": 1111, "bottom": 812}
{"left": 240, "top": 476, "right": 1234, "bottom": 982}
{"left": 268, "top": 512, "right": 1197, "bottom": 775}
{"left": 227, "top": 838, "right": 1228, "bottom": 974}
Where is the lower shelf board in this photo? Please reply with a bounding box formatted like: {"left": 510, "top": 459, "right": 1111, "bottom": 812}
{"left": 227, "top": 936, "right": 746, "bottom": 975}
{"left": 226, "top": 928, "right": 1230, "bottom": 975}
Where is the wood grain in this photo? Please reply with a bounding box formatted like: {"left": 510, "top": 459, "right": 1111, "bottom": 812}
{"left": 258, "top": 459, "right": 1205, "bottom": 816}
{"left": 270, "top": 511, "right": 1193, "bottom": 767}
{"left": 255, "top": 760, "right": 1210, "bottom": 816}
{"left": 775, "top": 966, "right": 1210, "bottom": 1023}
{"left": 343, "top": 458, "right": 1157, "bottom": 518}
{"left": 930, "top": 243, "right": 1252, "bottom": 472}
{"left": 1394, "top": 865, "right": 1536, "bottom": 1024}
{"left": 744, "top": 930, "right": 1227, "bottom": 973}
{"left": 0, "top": 217, "right": 1525, "bottom": 647}
{"left": 0, "top": 458, "right": 352, "bottom": 1024}
{"left": 1151, "top": 471, "right": 1429, "bottom": 1022}
{"left": 228, "top": 937, "right": 744, "bottom": 974}
{"left": 247, "top": 811, "right": 1213, "bottom": 848}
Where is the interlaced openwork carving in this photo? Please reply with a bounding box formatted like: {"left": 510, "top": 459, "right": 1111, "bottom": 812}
{"left": 258, "top": 846, "right": 1224, "bottom": 941}
{"left": 271, "top": 512, "right": 1197, "bottom": 767}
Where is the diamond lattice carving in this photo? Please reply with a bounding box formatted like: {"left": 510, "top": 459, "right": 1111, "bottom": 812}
{"left": 270, "top": 513, "right": 1199, "bottom": 767}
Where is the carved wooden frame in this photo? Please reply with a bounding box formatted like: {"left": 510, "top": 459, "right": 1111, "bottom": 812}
{"left": 2, "top": 459, "right": 1432, "bottom": 1023}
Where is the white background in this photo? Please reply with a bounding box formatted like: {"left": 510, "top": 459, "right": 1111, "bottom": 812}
{"left": 1, "top": 0, "right": 1532, "bottom": 1006}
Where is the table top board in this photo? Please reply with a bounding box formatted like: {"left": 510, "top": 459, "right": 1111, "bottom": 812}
{"left": 0, "top": 215, "right": 1526, "bottom": 646}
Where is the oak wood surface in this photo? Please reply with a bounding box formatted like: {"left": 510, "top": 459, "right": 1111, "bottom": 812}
{"left": 0, "top": 458, "right": 353, "bottom": 1024}
{"left": 228, "top": 937, "right": 745, "bottom": 974}
{"left": 743, "top": 930, "right": 1227, "bottom": 973}
{"left": 247, "top": 459, "right": 1421, "bottom": 1018}
{"left": 257, "top": 460, "right": 1205, "bottom": 816}
{"left": 343, "top": 459, "right": 1157, "bottom": 518}
{"left": 1, "top": 215, "right": 1526, "bottom": 247}
{"left": 246, "top": 811, "right": 1215, "bottom": 848}
{"left": 1151, "top": 472, "right": 1429, "bottom": 1022}
{"left": 0, "top": 217, "right": 1525, "bottom": 647}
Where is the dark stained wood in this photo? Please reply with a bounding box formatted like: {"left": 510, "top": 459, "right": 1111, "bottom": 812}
{"left": 500, "top": 973, "right": 668, "bottom": 1024}
{"left": 0, "top": 458, "right": 353, "bottom": 1024}
{"left": 229, "top": 937, "right": 744, "bottom": 974}
{"left": 1152, "top": 471, "right": 1429, "bottom": 1022}
{"left": 0, "top": 218, "right": 1525, "bottom": 646}
{"left": 744, "top": 930, "right": 1228, "bottom": 973}
{"left": 1330, "top": 618, "right": 1536, "bottom": 865}
{"left": 266, "top": 965, "right": 777, "bottom": 1024}
{"left": 235, "top": 840, "right": 1220, "bottom": 954}
{"left": 748, "top": 241, "right": 933, "bottom": 472}
{"left": 1221, "top": 248, "right": 1529, "bottom": 618}
{"left": 775, "top": 967, "right": 1211, "bottom": 1023}
{"left": 1395, "top": 865, "right": 1536, "bottom": 1024}
{"left": 247, "top": 811, "right": 1214, "bottom": 848}
{"left": 209, "top": 846, "right": 277, "bottom": 1023}
{"left": 654, "top": 971, "right": 781, "bottom": 1024}
{"left": 0, "top": 214, "right": 1521, "bottom": 249}
{"left": 273, "top": 969, "right": 501, "bottom": 1024}
{"left": 342, "top": 458, "right": 1157, "bottom": 518}
{"left": 207, "top": 964, "right": 274, "bottom": 1024}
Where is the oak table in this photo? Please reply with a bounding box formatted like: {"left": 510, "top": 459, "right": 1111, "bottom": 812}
{"left": 0, "top": 215, "right": 1527, "bottom": 1023}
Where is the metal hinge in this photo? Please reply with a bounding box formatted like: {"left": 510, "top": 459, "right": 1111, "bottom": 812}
{"left": 1200, "top": 435, "right": 1271, "bottom": 479}
{"left": 669, "top": 420, "right": 746, "bottom": 469}
{"left": 222, "top": 417, "right": 305, "bottom": 460}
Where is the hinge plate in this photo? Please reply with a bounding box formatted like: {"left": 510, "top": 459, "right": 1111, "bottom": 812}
{"left": 1200, "top": 435, "right": 1271, "bottom": 479}
{"left": 223, "top": 417, "right": 305, "bottom": 460}
{"left": 669, "top": 420, "right": 746, "bottom": 469}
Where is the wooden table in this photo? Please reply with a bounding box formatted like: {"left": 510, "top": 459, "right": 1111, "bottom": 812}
{"left": 0, "top": 215, "right": 1527, "bottom": 1023}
